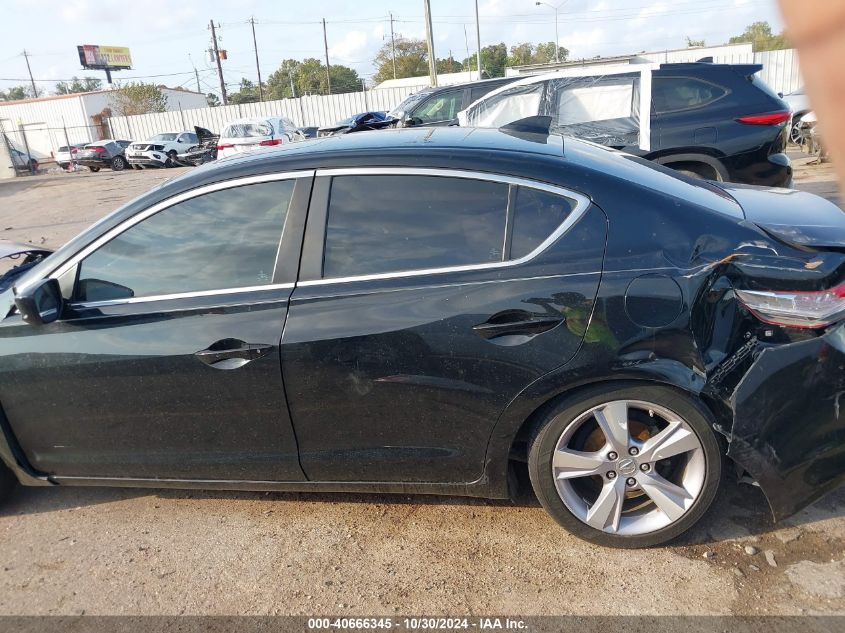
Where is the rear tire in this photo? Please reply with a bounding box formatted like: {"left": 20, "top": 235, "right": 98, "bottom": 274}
{"left": 0, "top": 464, "right": 16, "bottom": 505}
{"left": 527, "top": 383, "right": 722, "bottom": 548}
{"left": 88, "top": 166, "right": 100, "bottom": 173}
{"left": 111, "top": 156, "right": 127, "bottom": 171}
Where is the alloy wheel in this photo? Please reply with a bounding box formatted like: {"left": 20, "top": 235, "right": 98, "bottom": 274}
{"left": 551, "top": 399, "right": 706, "bottom": 536}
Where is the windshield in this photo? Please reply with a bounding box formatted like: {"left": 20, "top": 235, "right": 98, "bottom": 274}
{"left": 221, "top": 122, "right": 274, "bottom": 138}
{"left": 150, "top": 133, "right": 178, "bottom": 142}
{"left": 388, "top": 90, "right": 433, "bottom": 117}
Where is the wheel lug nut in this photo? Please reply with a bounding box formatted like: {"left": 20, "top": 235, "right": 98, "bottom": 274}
{"left": 626, "top": 477, "right": 637, "bottom": 486}
{"left": 607, "top": 451, "right": 618, "bottom": 460}
{"left": 629, "top": 447, "right": 639, "bottom": 456}
{"left": 640, "top": 463, "right": 650, "bottom": 472}
{"left": 607, "top": 471, "right": 617, "bottom": 479}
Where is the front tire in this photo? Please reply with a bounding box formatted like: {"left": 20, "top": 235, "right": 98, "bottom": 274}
{"left": 165, "top": 150, "right": 178, "bottom": 167}
{"left": 111, "top": 155, "right": 127, "bottom": 171}
{"left": 0, "top": 463, "right": 16, "bottom": 504}
{"left": 528, "top": 384, "right": 722, "bottom": 548}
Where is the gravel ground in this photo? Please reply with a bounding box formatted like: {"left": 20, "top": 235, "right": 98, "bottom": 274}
{"left": 0, "top": 157, "right": 843, "bottom": 616}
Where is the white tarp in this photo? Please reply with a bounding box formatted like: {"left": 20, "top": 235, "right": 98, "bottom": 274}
{"left": 459, "top": 64, "right": 656, "bottom": 151}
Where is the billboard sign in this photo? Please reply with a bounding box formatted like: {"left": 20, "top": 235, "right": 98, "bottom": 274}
{"left": 77, "top": 45, "right": 132, "bottom": 70}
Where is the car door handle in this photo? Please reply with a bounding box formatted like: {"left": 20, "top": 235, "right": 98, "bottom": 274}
{"left": 194, "top": 339, "right": 273, "bottom": 369}
{"left": 472, "top": 311, "right": 565, "bottom": 340}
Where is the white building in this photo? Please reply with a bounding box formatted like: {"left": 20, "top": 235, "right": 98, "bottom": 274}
{"left": 0, "top": 88, "right": 208, "bottom": 161}
{"left": 374, "top": 70, "right": 485, "bottom": 90}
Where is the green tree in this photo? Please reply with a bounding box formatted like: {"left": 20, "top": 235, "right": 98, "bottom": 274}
{"left": 729, "top": 21, "right": 789, "bottom": 51}
{"left": 532, "top": 42, "right": 569, "bottom": 64}
{"left": 507, "top": 43, "right": 536, "bottom": 67}
{"left": 54, "top": 76, "right": 102, "bottom": 95}
{"left": 686, "top": 36, "right": 706, "bottom": 47}
{"left": 462, "top": 43, "right": 507, "bottom": 78}
{"left": 109, "top": 82, "right": 168, "bottom": 116}
{"left": 229, "top": 78, "right": 262, "bottom": 104}
{"left": 373, "top": 36, "right": 429, "bottom": 83}
{"left": 206, "top": 92, "right": 221, "bottom": 107}
{"left": 436, "top": 55, "right": 463, "bottom": 74}
{"left": 265, "top": 58, "right": 360, "bottom": 98}
{"left": 0, "top": 85, "right": 33, "bottom": 101}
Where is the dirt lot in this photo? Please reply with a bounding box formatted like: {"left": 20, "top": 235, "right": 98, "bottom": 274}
{"left": 0, "top": 157, "right": 843, "bottom": 616}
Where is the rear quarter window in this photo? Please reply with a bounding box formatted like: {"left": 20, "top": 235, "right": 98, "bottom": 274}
{"left": 651, "top": 77, "right": 727, "bottom": 114}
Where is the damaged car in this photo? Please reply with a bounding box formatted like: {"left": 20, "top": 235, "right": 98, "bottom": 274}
{"left": 1, "top": 125, "right": 843, "bottom": 548}
{"left": 317, "top": 111, "right": 396, "bottom": 137}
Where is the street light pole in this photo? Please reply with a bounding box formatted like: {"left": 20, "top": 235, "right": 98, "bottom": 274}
{"left": 535, "top": 1, "right": 568, "bottom": 64}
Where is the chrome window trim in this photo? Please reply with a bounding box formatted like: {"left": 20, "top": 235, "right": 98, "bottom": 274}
{"left": 22, "top": 171, "right": 314, "bottom": 295}
{"left": 68, "top": 283, "right": 296, "bottom": 309}
{"left": 302, "top": 167, "right": 592, "bottom": 287}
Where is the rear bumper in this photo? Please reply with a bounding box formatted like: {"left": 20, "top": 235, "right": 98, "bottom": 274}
{"left": 723, "top": 151, "right": 793, "bottom": 188}
{"left": 727, "top": 323, "right": 845, "bottom": 519}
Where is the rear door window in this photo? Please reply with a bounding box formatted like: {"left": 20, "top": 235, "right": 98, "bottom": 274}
{"left": 652, "top": 77, "right": 727, "bottom": 114}
{"left": 323, "top": 175, "right": 509, "bottom": 277}
{"left": 510, "top": 187, "right": 578, "bottom": 259}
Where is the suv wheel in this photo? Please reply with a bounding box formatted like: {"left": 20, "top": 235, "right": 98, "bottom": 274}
{"left": 528, "top": 384, "right": 722, "bottom": 548}
{"left": 165, "top": 150, "right": 178, "bottom": 167}
{"left": 0, "top": 463, "right": 16, "bottom": 504}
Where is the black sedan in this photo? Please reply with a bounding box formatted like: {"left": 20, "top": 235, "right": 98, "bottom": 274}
{"left": 75, "top": 139, "right": 131, "bottom": 172}
{"left": 1, "top": 125, "right": 844, "bottom": 547}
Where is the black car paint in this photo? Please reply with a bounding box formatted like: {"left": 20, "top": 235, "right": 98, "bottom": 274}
{"left": 318, "top": 112, "right": 396, "bottom": 137}
{"left": 0, "top": 128, "right": 842, "bottom": 521}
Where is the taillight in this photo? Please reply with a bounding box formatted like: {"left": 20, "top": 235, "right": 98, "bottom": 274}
{"left": 736, "top": 111, "right": 791, "bottom": 126}
{"left": 259, "top": 138, "right": 284, "bottom": 146}
{"left": 217, "top": 143, "right": 234, "bottom": 150}
{"left": 91, "top": 146, "right": 106, "bottom": 153}
{"left": 71, "top": 148, "right": 78, "bottom": 154}
{"left": 735, "top": 282, "right": 845, "bottom": 328}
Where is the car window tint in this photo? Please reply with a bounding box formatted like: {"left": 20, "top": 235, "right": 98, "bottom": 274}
{"left": 76, "top": 180, "right": 295, "bottom": 302}
{"left": 652, "top": 77, "right": 727, "bottom": 113}
{"left": 510, "top": 187, "right": 578, "bottom": 259}
{"left": 415, "top": 90, "right": 462, "bottom": 123}
{"left": 324, "top": 175, "right": 509, "bottom": 278}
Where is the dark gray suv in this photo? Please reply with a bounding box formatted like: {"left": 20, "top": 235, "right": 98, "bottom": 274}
{"left": 389, "top": 77, "right": 520, "bottom": 127}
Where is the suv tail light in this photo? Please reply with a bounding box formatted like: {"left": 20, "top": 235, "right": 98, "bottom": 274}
{"left": 735, "top": 283, "right": 845, "bottom": 328}
{"left": 217, "top": 143, "right": 234, "bottom": 150}
{"left": 736, "top": 111, "right": 790, "bottom": 126}
{"left": 259, "top": 138, "right": 284, "bottom": 146}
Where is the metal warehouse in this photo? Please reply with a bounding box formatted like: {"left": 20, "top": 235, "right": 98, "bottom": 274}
{"left": 0, "top": 88, "right": 207, "bottom": 164}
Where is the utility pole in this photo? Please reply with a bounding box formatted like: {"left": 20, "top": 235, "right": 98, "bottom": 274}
{"left": 474, "top": 1, "right": 483, "bottom": 79}
{"left": 189, "top": 54, "right": 201, "bottom": 93}
{"left": 322, "top": 18, "right": 332, "bottom": 95}
{"left": 250, "top": 17, "right": 264, "bottom": 101}
{"left": 423, "top": 0, "right": 437, "bottom": 87}
{"left": 21, "top": 50, "right": 37, "bottom": 98}
{"left": 209, "top": 20, "right": 228, "bottom": 105}
{"left": 389, "top": 12, "right": 397, "bottom": 80}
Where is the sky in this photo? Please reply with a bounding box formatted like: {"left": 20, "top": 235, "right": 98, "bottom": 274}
{"left": 0, "top": 0, "right": 785, "bottom": 95}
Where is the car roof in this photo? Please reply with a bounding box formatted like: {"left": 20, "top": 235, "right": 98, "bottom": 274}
{"left": 215, "top": 127, "right": 566, "bottom": 166}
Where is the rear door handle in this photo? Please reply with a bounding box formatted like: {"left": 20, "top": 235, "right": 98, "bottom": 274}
{"left": 194, "top": 339, "right": 273, "bottom": 369}
{"left": 472, "top": 311, "right": 565, "bottom": 340}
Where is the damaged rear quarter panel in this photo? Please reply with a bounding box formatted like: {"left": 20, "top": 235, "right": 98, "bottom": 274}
{"left": 727, "top": 323, "right": 845, "bottom": 520}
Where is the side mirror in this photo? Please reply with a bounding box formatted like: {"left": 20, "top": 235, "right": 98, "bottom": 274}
{"left": 778, "top": 92, "right": 784, "bottom": 99}
{"left": 15, "top": 278, "right": 63, "bottom": 326}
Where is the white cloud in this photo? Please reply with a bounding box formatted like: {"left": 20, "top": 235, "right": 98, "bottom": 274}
{"left": 330, "top": 30, "right": 369, "bottom": 61}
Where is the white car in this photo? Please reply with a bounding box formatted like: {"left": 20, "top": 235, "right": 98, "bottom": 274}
{"left": 781, "top": 87, "right": 811, "bottom": 144}
{"left": 216, "top": 117, "right": 304, "bottom": 159}
{"left": 54, "top": 143, "right": 87, "bottom": 170}
{"left": 126, "top": 131, "right": 199, "bottom": 168}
